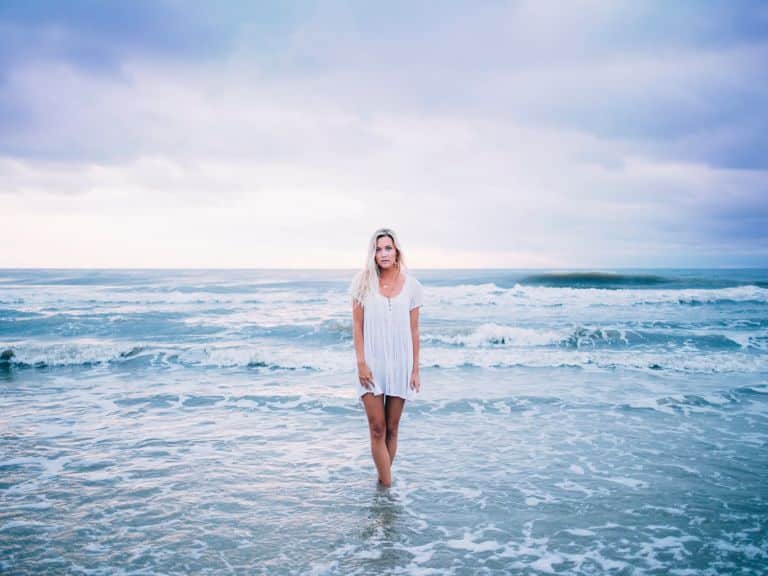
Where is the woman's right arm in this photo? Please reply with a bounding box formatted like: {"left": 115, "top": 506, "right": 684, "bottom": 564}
{"left": 353, "top": 301, "right": 374, "bottom": 389}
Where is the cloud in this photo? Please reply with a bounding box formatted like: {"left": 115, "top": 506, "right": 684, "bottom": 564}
{"left": 0, "top": 1, "right": 766, "bottom": 267}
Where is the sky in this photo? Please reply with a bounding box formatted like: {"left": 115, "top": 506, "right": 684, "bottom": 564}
{"left": 1, "top": 0, "right": 767, "bottom": 268}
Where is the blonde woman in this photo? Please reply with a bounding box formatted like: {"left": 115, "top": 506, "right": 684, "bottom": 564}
{"left": 349, "top": 228, "right": 424, "bottom": 486}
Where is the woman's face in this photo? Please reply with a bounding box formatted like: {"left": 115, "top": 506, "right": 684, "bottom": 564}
{"left": 375, "top": 235, "right": 397, "bottom": 270}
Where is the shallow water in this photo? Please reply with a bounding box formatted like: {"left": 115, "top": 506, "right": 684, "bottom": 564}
{"left": 1, "top": 269, "right": 767, "bottom": 574}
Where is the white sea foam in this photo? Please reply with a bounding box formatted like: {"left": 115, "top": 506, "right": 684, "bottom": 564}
{"left": 563, "top": 528, "right": 596, "bottom": 537}
{"left": 4, "top": 337, "right": 767, "bottom": 375}
{"left": 530, "top": 553, "right": 565, "bottom": 574}
{"left": 426, "top": 282, "right": 768, "bottom": 308}
{"left": 445, "top": 531, "right": 501, "bottom": 552}
{"left": 604, "top": 476, "right": 649, "bottom": 490}
{"left": 424, "top": 323, "right": 567, "bottom": 347}
{"left": 556, "top": 479, "right": 597, "bottom": 497}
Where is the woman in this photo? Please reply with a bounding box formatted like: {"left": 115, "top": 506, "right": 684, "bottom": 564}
{"left": 350, "top": 228, "right": 424, "bottom": 487}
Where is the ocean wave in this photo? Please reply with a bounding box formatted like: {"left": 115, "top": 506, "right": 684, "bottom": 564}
{"left": 0, "top": 311, "right": 225, "bottom": 339}
{"left": 424, "top": 324, "right": 565, "bottom": 347}
{"left": 560, "top": 328, "right": 744, "bottom": 351}
{"left": 421, "top": 347, "right": 768, "bottom": 375}
{"left": 427, "top": 283, "right": 768, "bottom": 307}
{"left": 421, "top": 386, "right": 768, "bottom": 416}
{"left": 619, "top": 386, "right": 768, "bottom": 416}
{"left": 0, "top": 287, "right": 339, "bottom": 317}
{"left": 424, "top": 323, "right": 750, "bottom": 351}
{"left": 521, "top": 272, "right": 669, "bottom": 288}
{"left": 237, "top": 319, "right": 351, "bottom": 341}
{"left": 105, "top": 386, "right": 768, "bottom": 417}
{"left": 0, "top": 342, "right": 322, "bottom": 372}
{"left": 5, "top": 281, "right": 767, "bottom": 333}
{"left": 2, "top": 340, "right": 766, "bottom": 375}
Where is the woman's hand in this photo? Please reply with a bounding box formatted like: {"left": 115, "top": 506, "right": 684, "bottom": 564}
{"left": 357, "top": 361, "right": 375, "bottom": 390}
{"left": 409, "top": 371, "right": 420, "bottom": 392}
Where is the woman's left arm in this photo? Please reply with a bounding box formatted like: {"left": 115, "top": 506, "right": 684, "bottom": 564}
{"left": 409, "top": 307, "right": 420, "bottom": 392}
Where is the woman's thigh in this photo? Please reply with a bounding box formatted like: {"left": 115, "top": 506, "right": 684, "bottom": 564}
{"left": 362, "top": 392, "right": 386, "bottom": 428}
{"left": 384, "top": 396, "right": 406, "bottom": 429}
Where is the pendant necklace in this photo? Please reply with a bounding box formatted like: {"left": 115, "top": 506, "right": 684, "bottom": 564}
{"left": 381, "top": 271, "right": 400, "bottom": 312}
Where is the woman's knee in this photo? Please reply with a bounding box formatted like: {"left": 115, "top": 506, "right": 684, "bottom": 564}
{"left": 368, "top": 419, "right": 387, "bottom": 441}
{"left": 385, "top": 422, "right": 399, "bottom": 440}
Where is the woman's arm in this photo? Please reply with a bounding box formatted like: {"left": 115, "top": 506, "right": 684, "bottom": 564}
{"left": 353, "top": 301, "right": 374, "bottom": 389}
{"left": 409, "top": 307, "right": 420, "bottom": 392}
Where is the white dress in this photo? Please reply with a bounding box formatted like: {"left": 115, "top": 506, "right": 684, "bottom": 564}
{"left": 350, "top": 272, "right": 424, "bottom": 402}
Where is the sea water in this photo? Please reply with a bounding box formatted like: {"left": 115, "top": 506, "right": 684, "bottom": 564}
{"left": 1, "top": 269, "right": 766, "bottom": 574}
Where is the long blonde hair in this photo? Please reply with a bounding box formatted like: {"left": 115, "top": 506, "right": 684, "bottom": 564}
{"left": 351, "top": 228, "right": 408, "bottom": 305}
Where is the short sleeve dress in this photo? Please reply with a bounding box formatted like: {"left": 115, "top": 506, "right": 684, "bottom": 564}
{"left": 350, "top": 272, "right": 424, "bottom": 402}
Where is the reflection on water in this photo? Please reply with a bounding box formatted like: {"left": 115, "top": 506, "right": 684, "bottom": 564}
{"left": 347, "top": 483, "right": 406, "bottom": 571}
{"left": 364, "top": 485, "right": 403, "bottom": 540}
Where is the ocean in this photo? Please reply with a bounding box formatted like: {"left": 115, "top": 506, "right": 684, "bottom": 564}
{"left": 1, "top": 268, "right": 767, "bottom": 574}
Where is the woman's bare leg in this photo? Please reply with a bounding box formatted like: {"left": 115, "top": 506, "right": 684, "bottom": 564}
{"left": 362, "top": 392, "right": 391, "bottom": 486}
{"left": 384, "top": 396, "right": 406, "bottom": 465}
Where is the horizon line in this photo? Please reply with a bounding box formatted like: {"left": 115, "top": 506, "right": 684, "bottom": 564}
{"left": 2, "top": 266, "right": 767, "bottom": 271}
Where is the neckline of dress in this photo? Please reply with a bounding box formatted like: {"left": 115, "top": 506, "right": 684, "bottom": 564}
{"left": 378, "top": 273, "right": 408, "bottom": 300}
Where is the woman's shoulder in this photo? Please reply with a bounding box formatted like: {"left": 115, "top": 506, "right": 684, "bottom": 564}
{"left": 348, "top": 270, "right": 365, "bottom": 300}
{"left": 405, "top": 272, "right": 424, "bottom": 310}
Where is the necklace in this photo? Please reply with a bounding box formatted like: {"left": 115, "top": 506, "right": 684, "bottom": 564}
{"left": 380, "top": 271, "right": 400, "bottom": 312}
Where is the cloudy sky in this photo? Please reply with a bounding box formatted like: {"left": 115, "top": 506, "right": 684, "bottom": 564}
{"left": 1, "top": 0, "right": 766, "bottom": 268}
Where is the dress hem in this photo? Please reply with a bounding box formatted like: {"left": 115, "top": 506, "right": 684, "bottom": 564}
{"left": 357, "top": 390, "right": 410, "bottom": 402}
